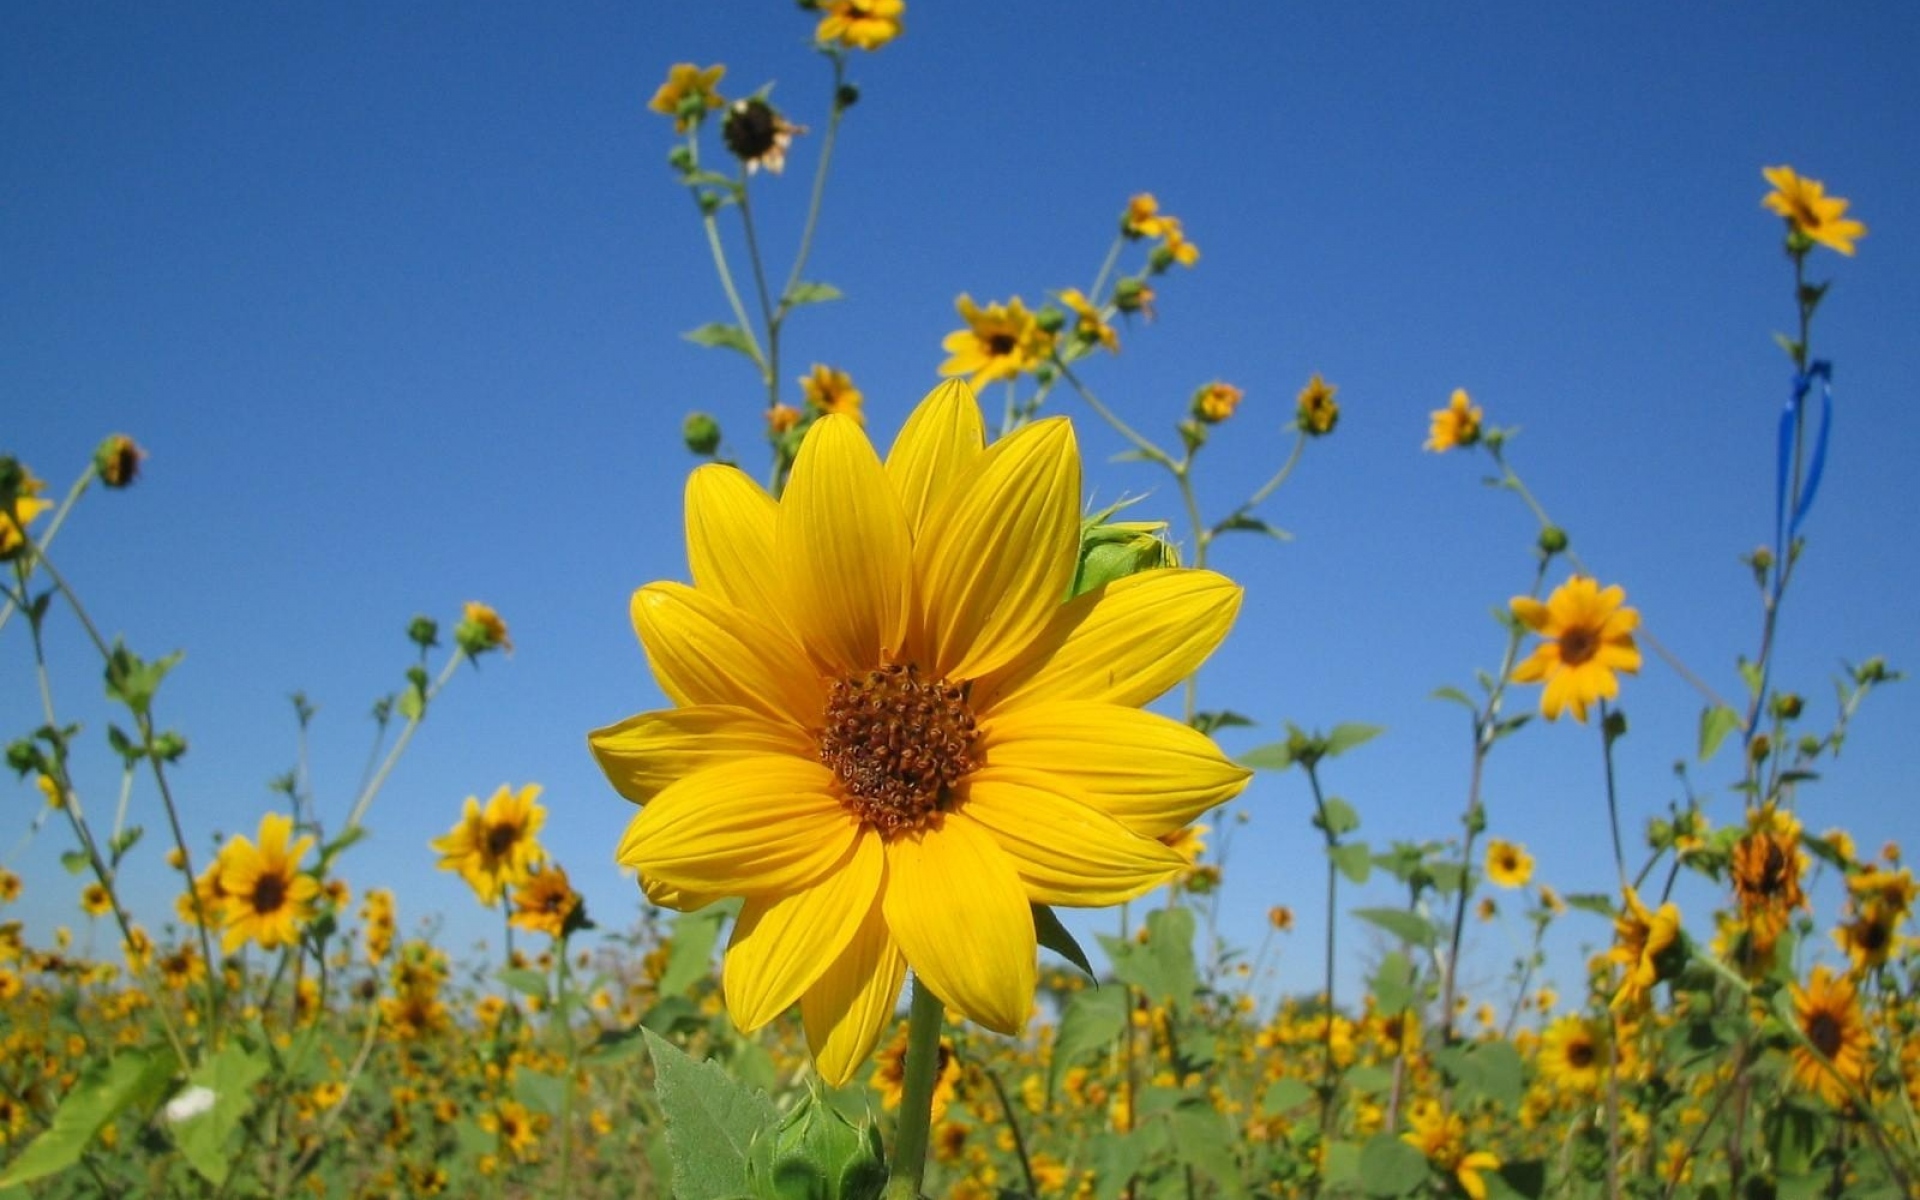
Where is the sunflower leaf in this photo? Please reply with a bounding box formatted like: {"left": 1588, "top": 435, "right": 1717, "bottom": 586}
{"left": 0, "top": 1045, "right": 176, "bottom": 1188}
{"left": 1357, "top": 1131, "right": 1428, "bottom": 1196}
{"left": 783, "top": 280, "right": 843, "bottom": 308}
{"left": 1324, "top": 723, "right": 1385, "bottom": 758}
{"left": 1047, "top": 985, "right": 1127, "bottom": 1102}
{"left": 682, "top": 322, "right": 762, "bottom": 363}
{"left": 1033, "top": 904, "right": 1094, "bottom": 979}
{"left": 1351, "top": 907, "right": 1435, "bottom": 949}
{"left": 642, "top": 1028, "right": 777, "bottom": 1200}
{"left": 174, "top": 1040, "right": 271, "bottom": 1186}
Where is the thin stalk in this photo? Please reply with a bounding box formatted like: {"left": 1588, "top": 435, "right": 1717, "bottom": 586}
{"left": 1598, "top": 701, "right": 1627, "bottom": 887}
{"left": 981, "top": 1065, "right": 1038, "bottom": 1197}
{"left": 1086, "top": 233, "right": 1126, "bottom": 303}
{"left": 735, "top": 173, "right": 781, "bottom": 404}
{"left": 1057, "top": 363, "right": 1175, "bottom": 469}
{"left": 0, "top": 463, "right": 96, "bottom": 635}
{"left": 1302, "top": 761, "right": 1342, "bottom": 1163}
{"left": 884, "top": 977, "right": 946, "bottom": 1200}
{"left": 779, "top": 55, "right": 848, "bottom": 306}
{"left": 556, "top": 940, "right": 579, "bottom": 1200}
{"left": 340, "top": 648, "right": 467, "bottom": 836}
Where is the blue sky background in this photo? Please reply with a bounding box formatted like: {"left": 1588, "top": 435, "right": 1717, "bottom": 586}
{"left": 5, "top": 3, "right": 1918, "bottom": 1013}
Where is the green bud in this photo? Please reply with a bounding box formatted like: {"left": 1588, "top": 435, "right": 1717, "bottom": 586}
{"left": 1112, "top": 277, "right": 1148, "bottom": 312}
{"left": 667, "top": 145, "right": 695, "bottom": 174}
{"left": 1537, "top": 526, "right": 1569, "bottom": 556}
{"left": 151, "top": 732, "right": 188, "bottom": 763}
{"left": 1033, "top": 305, "right": 1066, "bottom": 334}
{"left": 1797, "top": 735, "right": 1821, "bottom": 759}
{"left": 6, "top": 739, "right": 43, "bottom": 776}
{"left": 407, "top": 616, "right": 440, "bottom": 649}
{"left": 747, "top": 1088, "right": 886, "bottom": 1200}
{"left": 1147, "top": 244, "right": 1175, "bottom": 274}
{"left": 1855, "top": 657, "right": 1891, "bottom": 685}
{"left": 683, "top": 411, "right": 723, "bottom": 456}
{"left": 93, "top": 435, "right": 145, "bottom": 489}
{"left": 834, "top": 82, "right": 860, "bottom": 110}
{"left": 1602, "top": 709, "right": 1628, "bottom": 744}
{"left": 1072, "top": 516, "right": 1179, "bottom": 598}
{"left": 1770, "top": 692, "right": 1804, "bottom": 720}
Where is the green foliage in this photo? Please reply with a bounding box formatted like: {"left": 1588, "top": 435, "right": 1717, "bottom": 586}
{"left": 643, "top": 1028, "right": 778, "bottom": 1200}
{"left": 172, "top": 1040, "right": 270, "bottom": 1186}
{"left": 0, "top": 1046, "right": 175, "bottom": 1188}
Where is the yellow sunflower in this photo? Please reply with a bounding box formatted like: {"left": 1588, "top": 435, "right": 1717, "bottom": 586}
{"left": 1510, "top": 576, "right": 1641, "bottom": 722}
{"left": 1057, "top": 288, "right": 1118, "bottom": 355}
{"left": 1729, "top": 808, "right": 1807, "bottom": 954}
{"left": 216, "top": 812, "right": 320, "bottom": 953}
{"left": 589, "top": 380, "right": 1248, "bottom": 1083}
{"left": 1538, "top": 1014, "right": 1610, "bottom": 1094}
{"left": 80, "top": 882, "right": 113, "bottom": 918}
{"left": 1788, "top": 965, "right": 1870, "bottom": 1106}
{"left": 1122, "top": 193, "right": 1175, "bottom": 240}
{"left": 1401, "top": 1099, "right": 1501, "bottom": 1200}
{"left": 1191, "top": 381, "right": 1242, "bottom": 425}
{"left": 648, "top": 63, "right": 726, "bottom": 134}
{"left": 509, "top": 863, "right": 583, "bottom": 940}
{"left": 938, "top": 295, "right": 1055, "bottom": 390}
{"left": 1483, "top": 838, "right": 1533, "bottom": 889}
{"left": 1762, "top": 165, "right": 1866, "bottom": 257}
{"left": 1608, "top": 886, "right": 1682, "bottom": 1011}
{"left": 799, "top": 364, "right": 865, "bottom": 423}
{"left": 1425, "top": 389, "right": 1483, "bottom": 453}
{"left": 814, "top": 0, "right": 905, "bottom": 52}
{"left": 431, "top": 783, "right": 547, "bottom": 905}
{"left": 1295, "top": 374, "right": 1339, "bottom": 436}
{"left": 1, "top": 463, "right": 51, "bottom": 559}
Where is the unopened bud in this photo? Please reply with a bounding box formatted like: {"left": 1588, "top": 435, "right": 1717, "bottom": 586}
{"left": 1537, "top": 526, "right": 1569, "bottom": 556}
{"left": 747, "top": 1088, "right": 886, "bottom": 1200}
{"left": 683, "top": 412, "right": 723, "bottom": 456}
{"left": 94, "top": 435, "right": 145, "bottom": 489}
{"left": 407, "top": 617, "right": 440, "bottom": 649}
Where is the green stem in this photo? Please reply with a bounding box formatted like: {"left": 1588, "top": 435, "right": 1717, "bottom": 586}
{"left": 981, "top": 1065, "right": 1038, "bottom": 1197}
{"left": 1087, "top": 233, "right": 1126, "bottom": 303}
{"left": 779, "top": 56, "right": 847, "bottom": 307}
{"left": 1057, "top": 362, "right": 1174, "bottom": 468}
{"left": 735, "top": 172, "right": 781, "bottom": 404}
{"left": 884, "top": 977, "right": 945, "bottom": 1200}
{"left": 1302, "top": 762, "right": 1341, "bottom": 1155}
{"left": 1598, "top": 700, "right": 1627, "bottom": 887}
{"left": 340, "top": 648, "right": 467, "bottom": 836}
{"left": 0, "top": 464, "right": 96, "bottom": 636}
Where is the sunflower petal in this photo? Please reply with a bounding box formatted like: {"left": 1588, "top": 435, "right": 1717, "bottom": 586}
{"left": 616, "top": 757, "right": 857, "bottom": 896}
{"left": 976, "top": 701, "right": 1251, "bottom": 835}
{"left": 639, "top": 872, "right": 728, "bottom": 913}
{"left": 686, "top": 465, "right": 782, "bottom": 623}
{"left": 802, "top": 897, "right": 906, "bottom": 1087}
{"left": 886, "top": 380, "right": 985, "bottom": 541}
{"left": 778, "top": 415, "right": 911, "bottom": 675}
{"left": 882, "top": 816, "right": 1034, "bottom": 1034}
{"left": 630, "top": 583, "right": 821, "bottom": 728}
{"left": 962, "top": 773, "right": 1186, "bottom": 904}
{"left": 724, "top": 832, "right": 883, "bottom": 1031}
{"left": 977, "top": 569, "right": 1241, "bottom": 711}
{"left": 917, "top": 417, "right": 1080, "bottom": 680}
{"left": 589, "top": 705, "right": 812, "bottom": 806}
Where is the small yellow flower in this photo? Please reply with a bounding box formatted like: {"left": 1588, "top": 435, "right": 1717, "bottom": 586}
{"left": 510, "top": 863, "right": 583, "bottom": 940}
{"left": 768, "top": 403, "right": 804, "bottom": 436}
{"left": 431, "top": 784, "right": 547, "bottom": 906}
{"left": 1122, "top": 193, "right": 1175, "bottom": 239}
{"left": 1156, "top": 218, "right": 1200, "bottom": 268}
{"left": 1425, "top": 389, "right": 1483, "bottom": 452}
{"left": 1268, "top": 905, "right": 1294, "bottom": 932}
{"left": 1295, "top": 374, "right": 1339, "bottom": 436}
{"left": 1191, "top": 381, "right": 1242, "bottom": 425}
{"left": 1763, "top": 165, "right": 1866, "bottom": 256}
{"left": 93, "top": 435, "right": 145, "bottom": 488}
{"left": 35, "top": 773, "right": 65, "bottom": 809}
{"left": 1484, "top": 839, "right": 1533, "bottom": 889}
{"left": 1788, "top": 964, "right": 1870, "bottom": 1105}
{"left": 799, "top": 365, "right": 865, "bottom": 423}
{"left": 1510, "top": 576, "right": 1641, "bottom": 722}
{"left": 458, "top": 601, "right": 511, "bottom": 655}
{"left": 1609, "top": 885, "right": 1682, "bottom": 1011}
{"left": 1538, "top": 1014, "right": 1609, "bottom": 1094}
{"left": 217, "top": 813, "right": 321, "bottom": 953}
{"left": 938, "top": 295, "right": 1056, "bottom": 390}
{"left": 1057, "top": 289, "right": 1118, "bottom": 354}
{"left": 1, "top": 463, "right": 52, "bottom": 559}
{"left": 814, "top": 0, "right": 904, "bottom": 52}
{"left": 81, "top": 883, "right": 113, "bottom": 918}
{"left": 0, "top": 870, "right": 19, "bottom": 904}
{"left": 649, "top": 63, "right": 726, "bottom": 134}
{"left": 1402, "top": 1099, "right": 1501, "bottom": 1200}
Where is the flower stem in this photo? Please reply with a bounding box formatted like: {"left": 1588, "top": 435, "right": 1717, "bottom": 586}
{"left": 884, "top": 976, "right": 945, "bottom": 1200}
{"left": 779, "top": 55, "right": 847, "bottom": 307}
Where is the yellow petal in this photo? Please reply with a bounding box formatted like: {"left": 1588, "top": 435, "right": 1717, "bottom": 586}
{"left": 802, "top": 896, "right": 906, "bottom": 1086}
{"left": 881, "top": 815, "right": 1034, "bottom": 1035}
{"left": 976, "top": 701, "right": 1250, "bottom": 836}
{"left": 589, "top": 705, "right": 813, "bottom": 806}
{"left": 616, "top": 756, "right": 857, "bottom": 896}
{"left": 686, "top": 465, "right": 782, "bottom": 624}
{"left": 1509, "top": 596, "right": 1550, "bottom": 632}
{"left": 724, "top": 832, "right": 883, "bottom": 1030}
{"left": 885, "top": 380, "right": 985, "bottom": 541}
{"left": 962, "top": 773, "right": 1186, "bottom": 904}
{"left": 630, "top": 583, "right": 821, "bottom": 728}
{"left": 977, "top": 569, "right": 1241, "bottom": 712}
{"left": 777, "top": 414, "right": 911, "bottom": 676}
{"left": 639, "top": 872, "right": 728, "bottom": 912}
{"left": 916, "top": 417, "right": 1080, "bottom": 680}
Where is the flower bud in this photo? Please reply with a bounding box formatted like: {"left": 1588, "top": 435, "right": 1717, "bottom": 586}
{"left": 455, "top": 602, "right": 511, "bottom": 656}
{"left": 407, "top": 617, "right": 440, "bottom": 649}
{"left": 682, "top": 412, "right": 723, "bottom": 456}
{"left": 667, "top": 145, "right": 695, "bottom": 174}
{"left": 93, "top": 435, "right": 145, "bottom": 489}
{"left": 834, "top": 83, "right": 860, "bottom": 110}
{"left": 1072, "top": 517, "right": 1179, "bottom": 598}
{"left": 747, "top": 1088, "right": 886, "bottom": 1200}
{"left": 1537, "top": 526, "right": 1569, "bottom": 556}
{"left": 1771, "top": 692, "right": 1803, "bottom": 720}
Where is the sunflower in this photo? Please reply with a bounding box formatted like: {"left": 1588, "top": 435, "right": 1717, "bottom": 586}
{"left": 1762, "top": 165, "right": 1866, "bottom": 257}
{"left": 814, "top": 0, "right": 904, "bottom": 52}
{"left": 481, "top": 1099, "right": 544, "bottom": 1161}
{"left": 938, "top": 295, "right": 1055, "bottom": 390}
{"left": 648, "top": 63, "right": 726, "bottom": 134}
{"left": 216, "top": 812, "right": 320, "bottom": 953}
{"left": 799, "top": 364, "right": 865, "bottom": 423}
{"left": 1834, "top": 904, "right": 1904, "bottom": 975}
{"left": 0, "top": 462, "right": 51, "bottom": 559}
{"left": 1788, "top": 965, "right": 1870, "bottom": 1106}
{"left": 1608, "top": 886, "right": 1682, "bottom": 1011}
{"left": 1401, "top": 1099, "right": 1502, "bottom": 1200}
{"left": 1191, "top": 381, "right": 1242, "bottom": 425}
{"left": 431, "top": 783, "right": 547, "bottom": 905}
{"left": 1538, "top": 1015, "right": 1610, "bottom": 1094}
{"left": 1425, "top": 389, "right": 1483, "bottom": 453}
{"left": 1484, "top": 838, "right": 1533, "bottom": 889}
{"left": 1295, "top": 374, "right": 1339, "bottom": 436}
{"left": 1122, "top": 193, "right": 1176, "bottom": 240}
{"left": 1510, "top": 576, "right": 1641, "bottom": 723}
{"left": 1057, "top": 289, "right": 1118, "bottom": 355}
{"left": 509, "top": 863, "right": 583, "bottom": 940}
{"left": 875, "top": 1028, "right": 960, "bottom": 1119}
{"left": 590, "top": 380, "right": 1248, "bottom": 1083}
{"left": 1729, "top": 808, "right": 1807, "bottom": 954}
{"left": 80, "top": 882, "right": 112, "bottom": 918}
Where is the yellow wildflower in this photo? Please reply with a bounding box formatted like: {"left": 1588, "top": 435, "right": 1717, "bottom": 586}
{"left": 649, "top": 63, "right": 726, "bottom": 134}
{"left": 1762, "top": 165, "right": 1866, "bottom": 256}
{"left": 815, "top": 0, "right": 904, "bottom": 52}
{"left": 799, "top": 364, "right": 865, "bottom": 423}
{"left": 1425, "top": 388, "right": 1483, "bottom": 452}
{"left": 1484, "top": 838, "right": 1533, "bottom": 889}
{"left": 1192, "top": 381, "right": 1242, "bottom": 425}
{"left": 1510, "top": 576, "right": 1641, "bottom": 722}
{"left": 939, "top": 295, "right": 1055, "bottom": 390}
{"left": 431, "top": 784, "right": 547, "bottom": 905}
{"left": 1295, "top": 374, "right": 1339, "bottom": 436}
{"left": 1788, "top": 965, "right": 1870, "bottom": 1106}
{"left": 216, "top": 812, "right": 321, "bottom": 953}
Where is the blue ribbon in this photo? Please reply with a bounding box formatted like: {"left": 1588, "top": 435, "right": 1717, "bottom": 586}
{"left": 1772, "top": 360, "right": 1833, "bottom": 586}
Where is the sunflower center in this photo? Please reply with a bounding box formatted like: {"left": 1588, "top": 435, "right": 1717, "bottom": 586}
{"left": 251, "top": 873, "right": 287, "bottom": 916}
{"left": 1807, "top": 1011, "right": 1842, "bottom": 1058}
{"left": 819, "top": 662, "right": 978, "bottom": 837}
{"left": 1558, "top": 625, "right": 1598, "bottom": 666}
{"left": 1566, "top": 1039, "right": 1596, "bottom": 1069}
{"left": 485, "top": 821, "right": 520, "bottom": 860}
{"left": 986, "top": 332, "right": 1018, "bottom": 357}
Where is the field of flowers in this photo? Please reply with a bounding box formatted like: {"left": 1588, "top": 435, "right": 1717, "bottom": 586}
{"left": 3, "top": 5, "right": 1914, "bottom": 1199}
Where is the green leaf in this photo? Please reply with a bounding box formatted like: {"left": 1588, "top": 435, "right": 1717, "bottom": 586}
{"left": 1314, "top": 797, "right": 1361, "bottom": 838}
{"left": 1237, "top": 742, "right": 1296, "bottom": 771}
{"left": 783, "top": 280, "right": 843, "bottom": 308}
{"left": 1432, "top": 686, "right": 1475, "bottom": 709}
{"left": 109, "top": 825, "right": 143, "bottom": 863}
{"left": 1048, "top": 986, "right": 1128, "bottom": 1101}
{"left": 1737, "top": 657, "right": 1764, "bottom": 698}
{"left": 642, "top": 1029, "right": 776, "bottom": 1200}
{"left": 1101, "top": 906, "right": 1198, "bottom": 1010}
{"left": 1330, "top": 841, "right": 1373, "bottom": 884}
{"left": 1262, "top": 1078, "right": 1314, "bottom": 1114}
{"left": 1435, "top": 1040, "right": 1523, "bottom": 1110}
{"left": 1357, "top": 1131, "right": 1429, "bottom": 1197}
{"left": 1212, "top": 513, "right": 1292, "bottom": 541}
{"left": 1324, "top": 723, "right": 1385, "bottom": 758}
{"left": 1168, "top": 1103, "right": 1249, "bottom": 1199}
{"left": 173, "top": 1041, "right": 270, "bottom": 1186}
{"left": 1698, "top": 704, "right": 1742, "bottom": 762}
{"left": 513, "top": 1070, "right": 566, "bottom": 1116}
{"left": 59, "top": 850, "right": 88, "bottom": 875}
{"left": 498, "top": 967, "right": 549, "bottom": 1001}
{"left": 1033, "top": 904, "right": 1094, "bottom": 979}
{"left": 1352, "top": 907, "right": 1436, "bottom": 949}
{"left": 0, "top": 1046, "right": 176, "bottom": 1187}
{"left": 1369, "top": 950, "right": 1416, "bottom": 1013}
{"left": 657, "top": 908, "right": 730, "bottom": 999}
{"left": 1563, "top": 892, "right": 1615, "bottom": 917}
{"left": 682, "top": 323, "right": 761, "bottom": 361}
{"left": 1192, "top": 710, "right": 1256, "bottom": 736}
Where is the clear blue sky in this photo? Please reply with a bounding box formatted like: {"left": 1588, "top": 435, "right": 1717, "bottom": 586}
{"left": 6, "top": 3, "right": 1918, "bottom": 1007}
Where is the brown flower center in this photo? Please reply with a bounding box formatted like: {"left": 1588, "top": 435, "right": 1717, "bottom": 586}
{"left": 819, "top": 662, "right": 977, "bottom": 837}
{"left": 1566, "top": 1039, "right": 1596, "bottom": 1070}
{"left": 986, "top": 332, "right": 1018, "bottom": 357}
{"left": 252, "top": 873, "right": 287, "bottom": 915}
{"left": 485, "top": 821, "right": 520, "bottom": 860}
{"left": 1807, "top": 1011, "right": 1843, "bottom": 1058}
{"left": 1558, "top": 625, "right": 1598, "bottom": 667}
